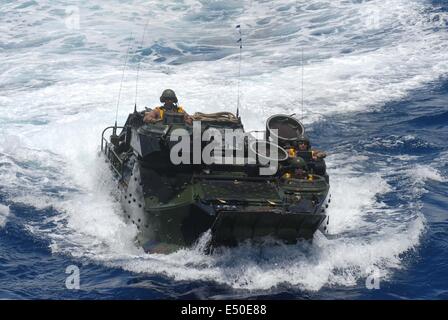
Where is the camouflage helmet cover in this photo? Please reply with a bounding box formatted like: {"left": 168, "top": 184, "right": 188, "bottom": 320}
{"left": 297, "top": 134, "right": 310, "bottom": 144}
{"left": 296, "top": 134, "right": 311, "bottom": 148}
{"left": 160, "top": 89, "right": 178, "bottom": 103}
{"left": 289, "top": 157, "right": 307, "bottom": 169}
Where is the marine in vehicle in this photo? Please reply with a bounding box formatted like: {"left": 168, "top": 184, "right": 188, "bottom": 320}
{"left": 101, "top": 91, "right": 330, "bottom": 253}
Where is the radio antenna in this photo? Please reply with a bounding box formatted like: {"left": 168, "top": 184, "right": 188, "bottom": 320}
{"left": 114, "top": 33, "right": 133, "bottom": 128}
{"left": 134, "top": 21, "right": 150, "bottom": 111}
{"left": 236, "top": 25, "right": 243, "bottom": 118}
{"left": 301, "top": 48, "right": 304, "bottom": 121}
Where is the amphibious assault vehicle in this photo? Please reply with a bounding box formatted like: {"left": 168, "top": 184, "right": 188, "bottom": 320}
{"left": 101, "top": 109, "right": 330, "bottom": 253}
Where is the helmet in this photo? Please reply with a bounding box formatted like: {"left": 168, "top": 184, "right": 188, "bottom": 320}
{"left": 160, "top": 89, "right": 178, "bottom": 103}
{"left": 296, "top": 135, "right": 310, "bottom": 149}
{"left": 289, "top": 157, "right": 307, "bottom": 169}
{"left": 297, "top": 134, "right": 310, "bottom": 144}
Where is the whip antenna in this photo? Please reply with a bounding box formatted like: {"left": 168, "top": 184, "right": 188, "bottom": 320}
{"left": 134, "top": 21, "right": 150, "bottom": 110}
{"left": 236, "top": 25, "right": 243, "bottom": 118}
{"left": 301, "top": 48, "right": 304, "bottom": 121}
{"left": 114, "top": 33, "right": 133, "bottom": 128}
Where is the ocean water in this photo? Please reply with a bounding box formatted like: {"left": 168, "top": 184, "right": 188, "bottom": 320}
{"left": 0, "top": 0, "right": 447, "bottom": 299}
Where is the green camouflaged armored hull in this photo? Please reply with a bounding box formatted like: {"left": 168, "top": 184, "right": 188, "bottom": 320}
{"left": 101, "top": 110, "right": 330, "bottom": 253}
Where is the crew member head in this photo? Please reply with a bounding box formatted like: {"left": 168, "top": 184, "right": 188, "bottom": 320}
{"left": 282, "top": 156, "right": 308, "bottom": 180}
{"left": 297, "top": 136, "right": 311, "bottom": 151}
{"left": 160, "top": 89, "right": 178, "bottom": 110}
{"left": 289, "top": 156, "right": 307, "bottom": 170}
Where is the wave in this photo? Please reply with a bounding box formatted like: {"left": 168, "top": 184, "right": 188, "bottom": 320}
{"left": 406, "top": 111, "right": 448, "bottom": 127}
{"left": 0, "top": 204, "right": 10, "bottom": 228}
{"left": 0, "top": 0, "right": 444, "bottom": 292}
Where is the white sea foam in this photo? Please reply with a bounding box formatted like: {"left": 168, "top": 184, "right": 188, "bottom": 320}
{"left": 0, "top": 204, "right": 10, "bottom": 228}
{"left": 0, "top": 130, "right": 427, "bottom": 291}
{"left": 0, "top": 106, "right": 428, "bottom": 290}
{"left": 411, "top": 165, "right": 446, "bottom": 183}
{"left": 27, "top": 148, "right": 423, "bottom": 291}
{"left": 0, "top": 0, "right": 441, "bottom": 291}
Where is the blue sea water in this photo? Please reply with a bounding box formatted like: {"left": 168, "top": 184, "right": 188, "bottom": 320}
{"left": 0, "top": 0, "right": 447, "bottom": 299}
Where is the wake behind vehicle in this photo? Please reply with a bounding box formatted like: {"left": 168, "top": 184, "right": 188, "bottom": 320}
{"left": 101, "top": 107, "right": 330, "bottom": 253}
